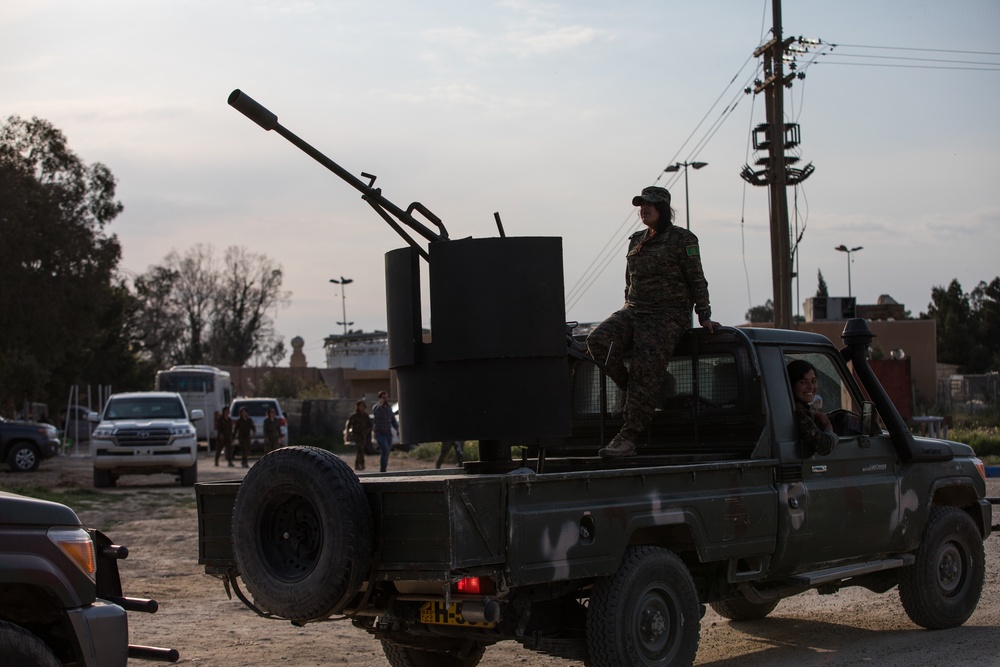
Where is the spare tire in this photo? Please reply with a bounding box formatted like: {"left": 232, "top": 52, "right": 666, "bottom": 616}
{"left": 232, "top": 446, "right": 373, "bottom": 622}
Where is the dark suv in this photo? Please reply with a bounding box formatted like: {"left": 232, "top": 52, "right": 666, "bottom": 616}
{"left": 0, "top": 490, "right": 177, "bottom": 665}
{"left": 0, "top": 417, "right": 60, "bottom": 472}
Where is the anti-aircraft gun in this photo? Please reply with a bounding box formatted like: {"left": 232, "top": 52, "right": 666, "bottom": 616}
{"left": 228, "top": 89, "right": 572, "bottom": 467}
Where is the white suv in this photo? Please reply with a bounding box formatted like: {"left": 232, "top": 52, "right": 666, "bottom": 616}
{"left": 90, "top": 392, "right": 203, "bottom": 487}
{"left": 228, "top": 397, "right": 287, "bottom": 452}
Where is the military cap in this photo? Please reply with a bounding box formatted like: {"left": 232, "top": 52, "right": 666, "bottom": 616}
{"left": 632, "top": 186, "right": 671, "bottom": 207}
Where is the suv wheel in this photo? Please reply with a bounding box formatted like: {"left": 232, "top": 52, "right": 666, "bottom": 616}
{"left": 6, "top": 443, "right": 40, "bottom": 472}
{"left": 0, "top": 620, "right": 62, "bottom": 667}
{"left": 94, "top": 468, "right": 116, "bottom": 488}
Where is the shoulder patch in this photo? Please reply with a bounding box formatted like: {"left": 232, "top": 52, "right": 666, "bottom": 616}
{"left": 686, "top": 244, "right": 700, "bottom": 256}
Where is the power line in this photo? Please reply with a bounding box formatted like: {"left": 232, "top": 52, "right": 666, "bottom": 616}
{"left": 832, "top": 43, "right": 1000, "bottom": 57}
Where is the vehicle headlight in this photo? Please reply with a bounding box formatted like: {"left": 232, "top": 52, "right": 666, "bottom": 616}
{"left": 170, "top": 425, "right": 196, "bottom": 437}
{"left": 92, "top": 427, "right": 116, "bottom": 438}
{"left": 48, "top": 527, "right": 96, "bottom": 581}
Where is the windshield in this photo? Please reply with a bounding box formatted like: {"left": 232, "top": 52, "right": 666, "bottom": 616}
{"left": 105, "top": 397, "right": 186, "bottom": 421}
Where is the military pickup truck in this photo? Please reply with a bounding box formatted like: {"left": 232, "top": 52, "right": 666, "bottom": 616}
{"left": 0, "top": 490, "right": 178, "bottom": 665}
{"left": 195, "top": 91, "right": 992, "bottom": 667}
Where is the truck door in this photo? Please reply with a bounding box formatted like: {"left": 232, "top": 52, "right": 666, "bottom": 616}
{"left": 773, "top": 350, "right": 901, "bottom": 568}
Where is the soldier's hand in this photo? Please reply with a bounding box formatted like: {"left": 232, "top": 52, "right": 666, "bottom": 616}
{"left": 701, "top": 319, "right": 720, "bottom": 334}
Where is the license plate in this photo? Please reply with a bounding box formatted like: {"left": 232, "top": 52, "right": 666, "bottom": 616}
{"left": 419, "top": 602, "right": 494, "bottom": 628}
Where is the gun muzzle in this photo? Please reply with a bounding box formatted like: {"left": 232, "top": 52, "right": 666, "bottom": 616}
{"left": 228, "top": 89, "right": 278, "bottom": 131}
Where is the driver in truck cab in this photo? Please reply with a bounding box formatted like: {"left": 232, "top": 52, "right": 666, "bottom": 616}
{"left": 787, "top": 359, "right": 837, "bottom": 456}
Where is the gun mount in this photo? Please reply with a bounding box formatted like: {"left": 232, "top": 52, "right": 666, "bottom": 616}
{"left": 229, "top": 90, "right": 572, "bottom": 462}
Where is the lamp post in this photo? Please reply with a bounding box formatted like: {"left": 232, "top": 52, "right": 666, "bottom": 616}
{"left": 329, "top": 277, "right": 354, "bottom": 336}
{"left": 663, "top": 161, "right": 708, "bottom": 230}
{"left": 834, "top": 245, "right": 863, "bottom": 299}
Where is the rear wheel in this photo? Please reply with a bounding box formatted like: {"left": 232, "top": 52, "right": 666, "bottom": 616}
{"left": 0, "top": 620, "right": 61, "bottom": 667}
{"left": 94, "top": 468, "right": 116, "bottom": 488}
{"left": 6, "top": 443, "right": 40, "bottom": 472}
{"left": 709, "top": 595, "right": 778, "bottom": 621}
{"left": 382, "top": 640, "right": 486, "bottom": 667}
{"left": 898, "top": 506, "right": 985, "bottom": 629}
{"left": 587, "top": 546, "right": 700, "bottom": 667}
{"left": 232, "top": 447, "right": 373, "bottom": 622}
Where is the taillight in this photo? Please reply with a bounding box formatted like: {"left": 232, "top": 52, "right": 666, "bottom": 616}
{"left": 279, "top": 417, "right": 286, "bottom": 427}
{"left": 456, "top": 577, "right": 481, "bottom": 594}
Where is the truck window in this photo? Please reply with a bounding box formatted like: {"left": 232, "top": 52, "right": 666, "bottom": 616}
{"left": 782, "top": 352, "right": 860, "bottom": 415}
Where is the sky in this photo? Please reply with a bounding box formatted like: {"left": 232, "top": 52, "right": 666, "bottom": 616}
{"left": 3, "top": 0, "right": 999, "bottom": 368}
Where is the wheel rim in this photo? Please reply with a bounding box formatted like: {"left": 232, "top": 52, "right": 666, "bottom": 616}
{"left": 14, "top": 448, "right": 36, "bottom": 470}
{"left": 935, "top": 539, "right": 967, "bottom": 598}
{"left": 258, "top": 487, "right": 323, "bottom": 582}
{"left": 633, "top": 582, "right": 682, "bottom": 663}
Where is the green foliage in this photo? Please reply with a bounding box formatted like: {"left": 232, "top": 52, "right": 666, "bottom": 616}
{"left": 921, "top": 277, "right": 1000, "bottom": 373}
{"left": 745, "top": 299, "right": 773, "bottom": 323}
{"left": 132, "top": 245, "right": 290, "bottom": 369}
{"left": 950, "top": 427, "right": 1000, "bottom": 458}
{"left": 0, "top": 115, "right": 145, "bottom": 411}
{"left": 816, "top": 269, "right": 829, "bottom": 298}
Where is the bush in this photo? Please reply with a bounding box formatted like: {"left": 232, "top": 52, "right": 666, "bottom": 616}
{"left": 950, "top": 427, "right": 1000, "bottom": 459}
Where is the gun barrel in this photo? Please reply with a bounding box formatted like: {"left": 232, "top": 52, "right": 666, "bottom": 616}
{"left": 228, "top": 89, "right": 447, "bottom": 253}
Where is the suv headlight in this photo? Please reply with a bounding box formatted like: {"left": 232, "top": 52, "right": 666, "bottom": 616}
{"left": 92, "top": 426, "right": 116, "bottom": 438}
{"left": 169, "top": 424, "right": 196, "bottom": 437}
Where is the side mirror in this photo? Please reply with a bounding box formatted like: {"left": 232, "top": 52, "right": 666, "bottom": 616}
{"left": 87, "top": 411, "right": 101, "bottom": 423}
{"left": 189, "top": 409, "right": 205, "bottom": 422}
{"left": 862, "top": 401, "right": 874, "bottom": 436}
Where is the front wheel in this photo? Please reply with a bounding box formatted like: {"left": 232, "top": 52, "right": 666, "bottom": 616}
{"left": 898, "top": 506, "right": 985, "bottom": 629}
{"left": 179, "top": 463, "right": 197, "bottom": 486}
{"left": 0, "top": 620, "right": 62, "bottom": 667}
{"left": 94, "top": 468, "right": 116, "bottom": 488}
{"left": 587, "top": 546, "right": 700, "bottom": 667}
{"left": 382, "top": 640, "right": 486, "bottom": 667}
{"left": 6, "top": 443, "right": 40, "bottom": 472}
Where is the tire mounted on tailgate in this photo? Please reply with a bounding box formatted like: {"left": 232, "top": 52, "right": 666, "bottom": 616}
{"left": 232, "top": 446, "right": 373, "bottom": 622}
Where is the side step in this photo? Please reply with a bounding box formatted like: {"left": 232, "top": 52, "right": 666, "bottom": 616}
{"left": 787, "top": 555, "right": 915, "bottom": 587}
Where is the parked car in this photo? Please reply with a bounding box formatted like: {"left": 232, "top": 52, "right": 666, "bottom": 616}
{"left": 90, "top": 392, "right": 203, "bottom": 487}
{"left": 228, "top": 397, "right": 287, "bottom": 452}
{"left": 62, "top": 404, "right": 96, "bottom": 444}
{"left": 0, "top": 417, "right": 60, "bottom": 472}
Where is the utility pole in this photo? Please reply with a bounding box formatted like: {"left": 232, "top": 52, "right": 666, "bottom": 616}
{"left": 741, "top": 0, "right": 815, "bottom": 329}
{"left": 766, "top": 0, "right": 792, "bottom": 329}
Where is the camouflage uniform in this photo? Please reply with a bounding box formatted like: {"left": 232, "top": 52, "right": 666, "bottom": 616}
{"left": 793, "top": 402, "right": 837, "bottom": 456}
{"left": 262, "top": 415, "right": 282, "bottom": 453}
{"left": 588, "top": 186, "right": 713, "bottom": 453}
{"left": 346, "top": 409, "right": 373, "bottom": 471}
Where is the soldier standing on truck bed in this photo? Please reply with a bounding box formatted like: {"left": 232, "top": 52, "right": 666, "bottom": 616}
{"left": 588, "top": 185, "right": 719, "bottom": 458}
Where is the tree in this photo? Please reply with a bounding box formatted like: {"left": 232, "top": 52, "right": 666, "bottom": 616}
{"left": 816, "top": 270, "right": 829, "bottom": 298}
{"left": 745, "top": 299, "right": 774, "bottom": 323}
{"left": 921, "top": 278, "right": 999, "bottom": 373}
{"left": 133, "top": 245, "right": 289, "bottom": 368}
{"left": 0, "top": 116, "right": 140, "bottom": 411}
{"left": 209, "top": 246, "right": 289, "bottom": 367}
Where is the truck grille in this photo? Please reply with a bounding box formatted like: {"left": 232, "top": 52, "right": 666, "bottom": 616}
{"left": 114, "top": 428, "right": 172, "bottom": 448}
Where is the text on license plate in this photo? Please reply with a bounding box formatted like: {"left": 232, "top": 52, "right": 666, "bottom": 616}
{"left": 419, "top": 602, "right": 494, "bottom": 628}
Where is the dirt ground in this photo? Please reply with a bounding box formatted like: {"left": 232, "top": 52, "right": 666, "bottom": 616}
{"left": 2, "top": 450, "right": 998, "bottom": 667}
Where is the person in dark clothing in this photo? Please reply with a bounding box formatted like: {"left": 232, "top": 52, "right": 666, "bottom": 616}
{"left": 346, "top": 400, "right": 373, "bottom": 472}
{"left": 214, "top": 406, "right": 233, "bottom": 467}
{"left": 262, "top": 407, "right": 282, "bottom": 453}
{"left": 787, "top": 359, "right": 837, "bottom": 456}
{"left": 588, "top": 185, "right": 719, "bottom": 457}
{"left": 232, "top": 407, "right": 255, "bottom": 468}
{"left": 436, "top": 440, "right": 465, "bottom": 469}
{"left": 372, "top": 391, "right": 399, "bottom": 472}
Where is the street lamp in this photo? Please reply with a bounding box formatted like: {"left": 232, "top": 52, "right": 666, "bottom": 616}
{"left": 663, "top": 161, "right": 708, "bottom": 230}
{"left": 834, "top": 245, "right": 863, "bottom": 299}
{"left": 329, "top": 276, "right": 354, "bottom": 336}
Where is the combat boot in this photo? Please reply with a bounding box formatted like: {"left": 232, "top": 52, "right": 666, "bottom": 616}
{"left": 599, "top": 434, "right": 635, "bottom": 457}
